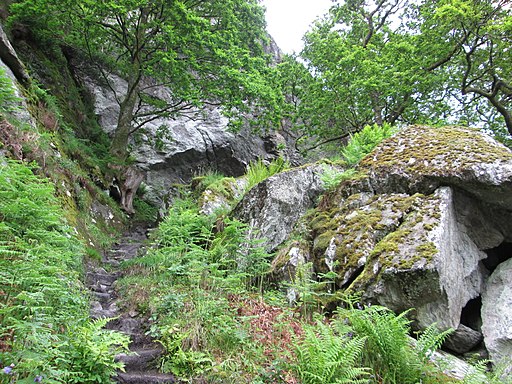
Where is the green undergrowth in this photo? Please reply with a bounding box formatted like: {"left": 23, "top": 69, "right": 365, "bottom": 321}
{"left": 0, "top": 47, "right": 125, "bottom": 251}
{"left": 115, "top": 188, "right": 498, "bottom": 383}
{"left": 192, "top": 170, "right": 238, "bottom": 202}
{"left": 245, "top": 157, "right": 289, "bottom": 192}
{"left": 0, "top": 160, "right": 129, "bottom": 383}
{"left": 117, "top": 195, "right": 276, "bottom": 380}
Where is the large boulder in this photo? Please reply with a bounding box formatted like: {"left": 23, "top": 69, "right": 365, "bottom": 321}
{"left": 360, "top": 125, "right": 512, "bottom": 209}
{"left": 233, "top": 164, "right": 343, "bottom": 252}
{"left": 482, "top": 258, "right": 512, "bottom": 373}
{"left": 302, "top": 126, "right": 512, "bottom": 358}
{"left": 310, "top": 186, "right": 489, "bottom": 330}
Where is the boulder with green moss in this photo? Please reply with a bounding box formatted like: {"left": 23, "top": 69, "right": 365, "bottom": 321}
{"left": 310, "top": 186, "right": 488, "bottom": 331}
{"left": 197, "top": 176, "right": 247, "bottom": 216}
{"left": 304, "top": 125, "right": 512, "bottom": 359}
{"left": 360, "top": 125, "right": 512, "bottom": 208}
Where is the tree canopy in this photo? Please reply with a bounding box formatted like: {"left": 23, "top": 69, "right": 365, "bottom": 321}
{"left": 279, "top": 0, "right": 512, "bottom": 151}
{"left": 10, "top": 0, "right": 282, "bottom": 211}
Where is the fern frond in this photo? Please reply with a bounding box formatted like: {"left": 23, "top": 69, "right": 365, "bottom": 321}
{"left": 416, "top": 323, "right": 453, "bottom": 362}
{"left": 293, "top": 321, "right": 371, "bottom": 384}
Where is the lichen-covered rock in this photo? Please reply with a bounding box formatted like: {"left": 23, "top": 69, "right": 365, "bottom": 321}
{"left": 198, "top": 177, "right": 247, "bottom": 216}
{"left": 233, "top": 164, "right": 343, "bottom": 252}
{"left": 360, "top": 125, "right": 512, "bottom": 209}
{"left": 481, "top": 258, "right": 512, "bottom": 373}
{"left": 311, "top": 186, "right": 487, "bottom": 330}
{"left": 300, "top": 125, "right": 512, "bottom": 358}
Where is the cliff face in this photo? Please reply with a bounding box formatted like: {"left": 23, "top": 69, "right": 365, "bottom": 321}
{"left": 80, "top": 65, "right": 276, "bottom": 205}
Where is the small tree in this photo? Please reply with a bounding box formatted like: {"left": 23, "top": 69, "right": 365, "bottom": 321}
{"left": 10, "top": 0, "right": 282, "bottom": 212}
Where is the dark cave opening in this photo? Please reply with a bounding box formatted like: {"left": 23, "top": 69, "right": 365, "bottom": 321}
{"left": 460, "top": 296, "right": 482, "bottom": 332}
{"left": 483, "top": 242, "right": 512, "bottom": 273}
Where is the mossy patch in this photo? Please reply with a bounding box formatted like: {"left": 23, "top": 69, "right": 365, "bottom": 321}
{"left": 360, "top": 125, "right": 512, "bottom": 178}
{"left": 306, "top": 178, "right": 445, "bottom": 293}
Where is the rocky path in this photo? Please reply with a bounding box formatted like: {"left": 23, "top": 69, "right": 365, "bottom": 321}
{"left": 86, "top": 226, "right": 176, "bottom": 384}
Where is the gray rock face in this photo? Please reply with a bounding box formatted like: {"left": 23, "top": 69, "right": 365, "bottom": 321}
{"left": 482, "top": 258, "right": 512, "bottom": 372}
{"left": 444, "top": 324, "right": 484, "bottom": 354}
{"left": 0, "top": 24, "right": 30, "bottom": 85}
{"left": 234, "top": 164, "right": 342, "bottom": 252}
{"left": 82, "top": 70, "right": 276, "bottom": 205}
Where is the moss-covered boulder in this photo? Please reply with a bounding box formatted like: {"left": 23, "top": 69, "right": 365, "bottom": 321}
{"left": 305, "top": 125, "right": 512, "bottom": 357}
{"left": 360, "top": 125, "right": 512, "bottom": 209}
{"left": 311, "top": 186, "right": 489, "bottom": 330}
{"left": 197, "top": 176, "right": 247, "bottom": 216}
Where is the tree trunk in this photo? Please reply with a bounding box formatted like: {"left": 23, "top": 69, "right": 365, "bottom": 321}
{"left": 119, "top": 166, "right": 144, "bottom": 214}
{"left": 110, "top": 88, "right": 138, "bottom": 161}
{"left": 109, "top": 74, "right": 142, "bottom": 214}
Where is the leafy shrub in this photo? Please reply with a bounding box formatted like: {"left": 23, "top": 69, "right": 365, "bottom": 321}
{"left": 342, "top": 123, "right": 396, "bottom": 165}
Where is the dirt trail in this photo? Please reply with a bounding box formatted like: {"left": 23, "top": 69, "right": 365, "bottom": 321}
{"left": 86, "top": 226, "right": 176, "bottom": 384}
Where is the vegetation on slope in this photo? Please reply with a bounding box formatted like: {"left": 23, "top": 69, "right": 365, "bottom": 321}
{"left": 115, "top": 185, "right": 499, "bottom": 383}
{"left": 0, "top": 31, "right": 130, "bottom": 384}
{"left": 0, "top": 159, "right": 129, "bottom": 383}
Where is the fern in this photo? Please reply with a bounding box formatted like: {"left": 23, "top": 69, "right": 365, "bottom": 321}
{"left": 294, "top": 321, "right": 371, "bottom": 384}
{"left": 0, "top": 160, "right": 127, "bottom": 382}
{"left": 342, "top": 123, "right": 395, "bottom": 165}
{"left": 245, "top": 157, "right": 289, "bottom": 192}
{"left": 416, "top": 323, "right": 453, "bottom": 363}
{"left": 320, "top": 166, "right": 358, "bottom": 191}
{"left": 461, "top": 360, "right": 512, "bottom": 384}
{"left": 341, "top": 305, "right": 423, "bottom": 384}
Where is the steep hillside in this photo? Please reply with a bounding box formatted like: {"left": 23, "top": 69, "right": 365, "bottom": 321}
{"left": 1, "top": 3, "right": 511, "bottom": 383}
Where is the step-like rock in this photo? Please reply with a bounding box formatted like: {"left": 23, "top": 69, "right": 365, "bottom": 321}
{"left": 105, "top": 259, "right": 122, "bottom": 268}
{"left": 115, "top": 347, "right": 164, "bottom": 371}
{"left": 91, "top": 302, "right": 119, "bottom": 319}
{"left": 86, "top": 270, "right": 119, "bottom": 285}
{"left": 92, "top": 291, "right": 114, "bottom": 303}
{"left": 115, "top": 371, "right": 176, "bottom": 383}
{"left": 106, "top": 316, "right": 153, "bottom": 346}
